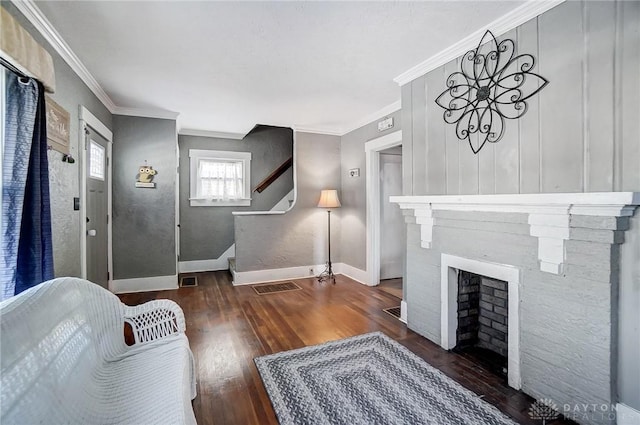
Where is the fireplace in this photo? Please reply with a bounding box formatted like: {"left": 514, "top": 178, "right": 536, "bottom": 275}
{"left": 454, "top": 270, "right": 508, "bottom": 378}
{"left": 391, "top": 192, "right": 640, "bottom": 424}
{"left": 440, "top": 253, "right": 521, "bottom": 389}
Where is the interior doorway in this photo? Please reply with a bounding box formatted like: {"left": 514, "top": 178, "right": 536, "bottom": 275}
{"left": 379, "top": 147, "right": 404, "bottom": 282}
{"left": 365, "top": 130, "right": 402, "bottom": 287}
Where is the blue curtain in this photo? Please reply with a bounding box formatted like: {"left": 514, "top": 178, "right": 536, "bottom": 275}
{"left": 15, "top": 81, "right": 54, "bottom": 295}
{"left": 1, "top": 71, "right": 39, "bottom": 301}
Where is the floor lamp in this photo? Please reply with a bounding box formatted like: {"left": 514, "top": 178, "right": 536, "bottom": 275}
{"left": 317, "top": 189, "right": 341, "bottom": 283}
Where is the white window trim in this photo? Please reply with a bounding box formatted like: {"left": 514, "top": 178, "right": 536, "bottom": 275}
{"left": 189, "top": 149, "right": 252, "bottom": 207}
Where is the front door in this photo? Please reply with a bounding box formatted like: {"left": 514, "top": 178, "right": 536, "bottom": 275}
{"left": 85, "top": 128, "right": 109, "bottom": 288}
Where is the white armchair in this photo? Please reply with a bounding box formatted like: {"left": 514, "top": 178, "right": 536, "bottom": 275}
{"left": 123, "top": 299, "right": 186, "bottom": 344}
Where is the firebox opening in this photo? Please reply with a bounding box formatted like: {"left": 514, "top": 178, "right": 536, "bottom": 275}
{"left": 453, "top": 270, "right": 508, "bottom": 379}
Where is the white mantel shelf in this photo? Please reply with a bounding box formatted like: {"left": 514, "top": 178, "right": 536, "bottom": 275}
{"left": 390, "top": 192, "right": 640, "bottom": 274}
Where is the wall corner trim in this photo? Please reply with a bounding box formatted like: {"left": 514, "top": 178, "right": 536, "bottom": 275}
{"left": 111, "top": 275, "right": 178, "bottom": 294}
{"left": 616, "top": 403, "right": 640, "bottom": 425}
{"left": 393, "top": 0, "right": 565, "bottom": 86}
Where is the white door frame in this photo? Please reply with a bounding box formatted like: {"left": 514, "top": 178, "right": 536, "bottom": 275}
{"left": 79, "top": 106, "right": 113, "bottom": 290}
{"left": 365, "top": 130, "right": 402, "bottom": 286}
{"left": 175, "top": 126, "right": 180, "bottom": 277}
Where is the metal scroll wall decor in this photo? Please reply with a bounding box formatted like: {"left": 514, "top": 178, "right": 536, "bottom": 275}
{"left": 435, "top": 30, "right": 549, "bottom": 154}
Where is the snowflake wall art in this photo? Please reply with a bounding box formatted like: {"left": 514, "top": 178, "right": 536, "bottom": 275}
{"left": 435, "top": 30, "right": 549, "bottom": 154}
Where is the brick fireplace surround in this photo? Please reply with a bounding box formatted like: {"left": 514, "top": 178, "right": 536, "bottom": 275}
{"left": 391, "top": 192, "right": 640, "bottom": 425}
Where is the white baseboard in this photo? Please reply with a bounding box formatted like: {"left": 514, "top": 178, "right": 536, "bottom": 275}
{"left": 400, "top": 299, "right": 407, "bottom": 323}
{"left": 111, "top": 275, "right": 178, "bottom": 294}
{"left": 618, "top": 403, "right": 640, "bottom": 425}
{"left": 233, "top": 264, "right": 325, "bottom": 285}
{"left": 178, "top": 244, "right": 235, "bottom": 273}
{"left": 232, "top": 262, "right": 371, "bottom": 286}
{"left": 334, "top": 263, "right": 370, "bottom": 285}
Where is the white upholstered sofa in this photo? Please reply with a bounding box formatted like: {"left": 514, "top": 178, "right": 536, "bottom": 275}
{"left": 0, "top": 277, "right": 197, "bottom": 425}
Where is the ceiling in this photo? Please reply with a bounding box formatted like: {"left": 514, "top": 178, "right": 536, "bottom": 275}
{"left": 35, "top": 1, "right": 525, "bottom": 135}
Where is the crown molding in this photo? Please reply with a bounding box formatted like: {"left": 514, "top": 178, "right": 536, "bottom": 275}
{"left": 113, "top": 106, "right": 179, "bottom": 121}
{"left": 393, "top": 0, "right": 565, "bottom": 86}
{"left": 10, "top": 0, "right": 183, "bottom": 122}
{"left": 292, "top": 125, "right": 343, "bottom": 137}
{"left": 10, "top": 0, "right": 117, "bottom": 112}
{"left": 340, "top": 100, "right": 401, "bottom": 136}
{"left": 9, "top": 0, "right": 399, "bottom": 138}
{"left": 292, "top": 99, "right": 401, "bottom": 137}
{"left": 179, "top": 128, "right": 246, "bottom": 140}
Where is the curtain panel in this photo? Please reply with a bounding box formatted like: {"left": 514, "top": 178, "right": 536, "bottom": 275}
{"left": 1, "top": 71, "right": 39, "bottom": 300}
{"left": 15, "top": 80, "right": 54, "bottom": 295}
{"left": 198, "top": 160, "right": 244, "bottom": 201}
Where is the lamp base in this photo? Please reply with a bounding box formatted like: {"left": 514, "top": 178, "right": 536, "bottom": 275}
{"left": 316, "top": 262, "right": 336, "bottom": 284}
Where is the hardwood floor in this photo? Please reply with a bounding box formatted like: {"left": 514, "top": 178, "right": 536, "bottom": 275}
{"left": 119, "top": 271, "right": 574, "bottom": 425}
{"left": 378, "top": 278, "right": 403, "bottom": 299}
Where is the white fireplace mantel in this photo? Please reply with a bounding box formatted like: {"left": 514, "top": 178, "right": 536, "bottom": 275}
{"left": 390, "top": 192, "right": 640, "bottom": 274}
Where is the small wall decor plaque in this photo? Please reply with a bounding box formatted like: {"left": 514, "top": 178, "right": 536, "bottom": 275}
{"left": 435, "top": 30, "right": 548, "bottom": 154}
{"left": 45, "top": 96, "right": 70, "bottom": 154}
{"left": 135, "top": 163, "right": 157, "bottom": 188}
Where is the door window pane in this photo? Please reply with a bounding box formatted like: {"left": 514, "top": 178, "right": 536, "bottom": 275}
{"left": 89, "top": 140, "right": 105, "bottom": 180}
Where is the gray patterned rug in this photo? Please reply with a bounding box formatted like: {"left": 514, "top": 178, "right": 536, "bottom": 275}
{"left": 254, "top": 332, "right": 517, "bottom": 425}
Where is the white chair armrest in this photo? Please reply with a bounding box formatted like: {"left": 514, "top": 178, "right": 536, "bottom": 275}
{"left": 123, "top": 300, "right": 186, "bottom": 345}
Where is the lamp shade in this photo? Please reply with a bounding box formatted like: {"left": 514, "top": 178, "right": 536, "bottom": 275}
{"left": 317, "top": 189, "right": 341, "bottom": 208}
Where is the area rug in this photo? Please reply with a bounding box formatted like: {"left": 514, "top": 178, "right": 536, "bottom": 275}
{"left": 254, "top": 332, "right": 517, "bottom": 425}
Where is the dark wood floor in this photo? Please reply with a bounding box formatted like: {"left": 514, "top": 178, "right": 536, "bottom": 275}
{"left": 119, "top": 272, "right": 573, "bottom": 425}
{"left": 378, "top": 278, "right": 403, "bottom": 299}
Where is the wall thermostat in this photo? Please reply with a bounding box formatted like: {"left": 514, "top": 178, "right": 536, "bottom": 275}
{"left": 377, "top": 116, "right": 394, "bottom": 132}
{"left": 349, "top": 168, "right": 360, "bottom": 178}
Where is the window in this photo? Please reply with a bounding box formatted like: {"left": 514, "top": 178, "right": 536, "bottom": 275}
{"left": 89, "top": 139, "right": 105, "bottom": 180}
{"left": 189, "top": 149, "right": 251, "bottom": 207}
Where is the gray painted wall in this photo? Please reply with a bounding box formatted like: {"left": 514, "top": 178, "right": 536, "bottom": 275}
{"left": 3, "top": 2, "right": 113, "bottom": 278}
{"left": 402, "top": 1, "right": 640, "bottom": 197}
{"left": 178, "top": 126, "right": 293, "bottom": 261}
{"left": 340, "top": 110, "right": 402, "bottom": 271}
{"left": 234, "top": 132, "right": 340, "bottom": 272}
{"left": 112, "top": 115, "right": 176, "bottom": 279}
{"left": 400, "top": 0, "right": 640, "bottom": 413}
